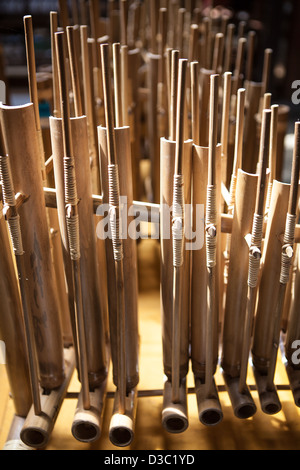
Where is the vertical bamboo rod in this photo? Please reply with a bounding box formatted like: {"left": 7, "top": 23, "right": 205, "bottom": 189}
{"left": 67, "top": 26, "right": 83, "bottom": 117}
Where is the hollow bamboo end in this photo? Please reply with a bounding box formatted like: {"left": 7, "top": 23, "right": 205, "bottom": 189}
{"left": 194, "top": 378, "right": 223, "bottom": 426}
{"left": 223, "top": 372, "right": 257, "bottom": 419}
{"left": 162, "top": 379, "right": 189, "bottom": 434}
{"left": 109, "top": 388, "right": 137, "bottom": 448}
{"left": 253, "top": 366, "right": 282, "bottom": 415}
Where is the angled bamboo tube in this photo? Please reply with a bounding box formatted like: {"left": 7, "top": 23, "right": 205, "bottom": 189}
{"left": 267, "top": 122, "right": 300, "bottom": 392}
{"left": 221, "top": 169, "right": 258, "bottom": 419}
{"left": 0, "top": 102, "right": 65, "bottom": 392}
{"left": 239, "top": 109, "right": 271, "bottom": 394}
{"left": 20, "top": 347, "right": 75, "bottom": 450}
{"left": 251, "top": 180, "right": 290, "bottom": 414}
{"left": 55, "top": 31, "right": 90, "bottom": 410}
{"left": 23, "top": 16, "right": 46, "bottom": 183}
{"left": 191, "top": 143, "right": 223, "bottom": 426}
{"left": 0, "top": 203, "right": 32, "bottom": 420}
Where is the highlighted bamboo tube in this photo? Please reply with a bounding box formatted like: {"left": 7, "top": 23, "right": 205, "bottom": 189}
{"left": 0, "top": 212, "right": 32, "bottom": 419}
{"left": 50, "top": 116, "right": 108, "bottom": 391}
{"left": 98, "top": 125, "right": 139, "bottom": 443}
{"left": 160, "top": 137, "right": 192, "bottom": 433}
{"left": 20, "top": 347, "right": 75, "bottom": 450}
{"left": 0, "top": 103, "right": 65, "bottom": 391}
{"left": 221, "top": 169, "right": 258, "bottom": 419}
{"left": 251, "top": 180, "right": 290, "bottom": 414}
{"left": 191, "top": 143, "right": 223, "bottom": 427}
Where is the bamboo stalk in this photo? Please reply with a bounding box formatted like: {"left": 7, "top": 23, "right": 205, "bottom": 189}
{"left": 55, "top": 30, "right": 90, "bottom": 410}
{"left": 67, "top": 26, "right": 83, "bottom": 117}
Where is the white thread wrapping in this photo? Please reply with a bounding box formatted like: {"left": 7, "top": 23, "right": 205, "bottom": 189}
{"left": 206, "top": 185, "right": 217, "bottom": 268}
{"left": 0, "top": 154, "right": 16, "bottom": 207}
{"left": 64, "top": 157, "right": 78, "bottom": 206}
{"left": 280, "top": 213, "right": 297, "bottom": 284}
{"left": 248, "top": 213, "right": 264, "bottom": 288}
{"left": 172, "top": 174, "right": 184, "bottom": 268}
{"left": 0, "top": 155, "right": 24, "bottom": 255}
{"left": 66, "top": 213, "right": 80, "bottom": 260}
{"left": 108, "top": 164, "right": 123, "bottom": 262}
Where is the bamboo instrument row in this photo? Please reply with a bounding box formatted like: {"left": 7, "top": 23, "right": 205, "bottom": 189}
{"left": 0, "top": 1, "right": 299, "bottom": 449}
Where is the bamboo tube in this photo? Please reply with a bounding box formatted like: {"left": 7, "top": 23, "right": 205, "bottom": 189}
{"left": 55, "top": 30, "right": 91, "bottom": 410}
{"left": 261, "top": 48, "right": 273, "bottom": 99}
{"left": 58, "top": 0, "right": 69, "bottom": 30}
{"left": 20, "top": 347, "right": 75, "bottom": 449}
{"left": 189, "top": 24, "right": 199, "bottom": 64}
{"left": 23, "top": 16, "right": 46, "bottom": 183}
{"left": 232, "top": 37, "right": 246, "bottom": 97}
{"left": 67, "top": 26, "right": 83, "bottom": 117}
{"left": 50, "top": 115, "right": 108, "bottom": 391}
{"left": 120, "top": 0, "right": 129, "bottom": 45}
{"left": 221, "top": 169, "right": 258, "bottom": 419}
{"left": 251, "top": 180, "right": 291, "bottom": 413}
{"left": 160, "top": 134, "right": 192, "bottom": 431}
{"left": 171, "top": 58, "right": 188, "bottom": 403}
{"left": 212, "top": 33, "right": 224, "bottom": 74}
{"left": 170, "top": 50, "right": 179, "bottom": 142}
{"left": 109, "top": 388, "right": 138, "bottom": 447}
{"left": 147, "top": 52, "right": 161, "bottom": 203}
{"left": 239, "top": 109, "right": 271, "bottom": 394}
{"left": 267, "top": 122, "right": 300, "bottom": 392}
{"left": 223, "top": 23, "right": 235, "bottom": 73}
{"left": 245, "top": 31, "right": 256, "bottom": 83}
{"left": 0, "top": 210, "right": 32, "bottom": 419}
{"left": 72, "top": 378, "right": 107, "bottom": 443}
{"left": 190, "top": 61, "right": 200, "bottom": 146}
{"left": 80, "top": 25, "right": 101, "bottom": 195}
{"left": 3, "top": 416, "right": 33, "bottom": 450}
{"left": 243, "top": 81, "right": 263, "bottom": 173}
{"left": 191, "top": 144, "right": 223, "bottom": 426}
{"left": 98, "top": 125, "right": 139, "bottom": 395}
{"left": 113, "top": 43, "right": 123, "bottom": 128}
{"left": 266, "top": 104, "right": 279, "bottom": 212}
{"left": 199, "top": 68, "right": 214, "bottom": 147}
{"left": 220, "top": 72, "right": 232, "bottom": 188}
{"left": 50, "top": 12, "right": 61, "bottom": 118}
{"left": 89, "top": 0, "right": 101, "bottom": 41}
{"left": 0, "top": 103, "right": 65, "bottom": 391}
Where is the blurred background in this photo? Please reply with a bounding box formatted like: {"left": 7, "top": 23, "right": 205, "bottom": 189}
{"left": 0, "top": 0, "right": 299, "bottom": 177}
